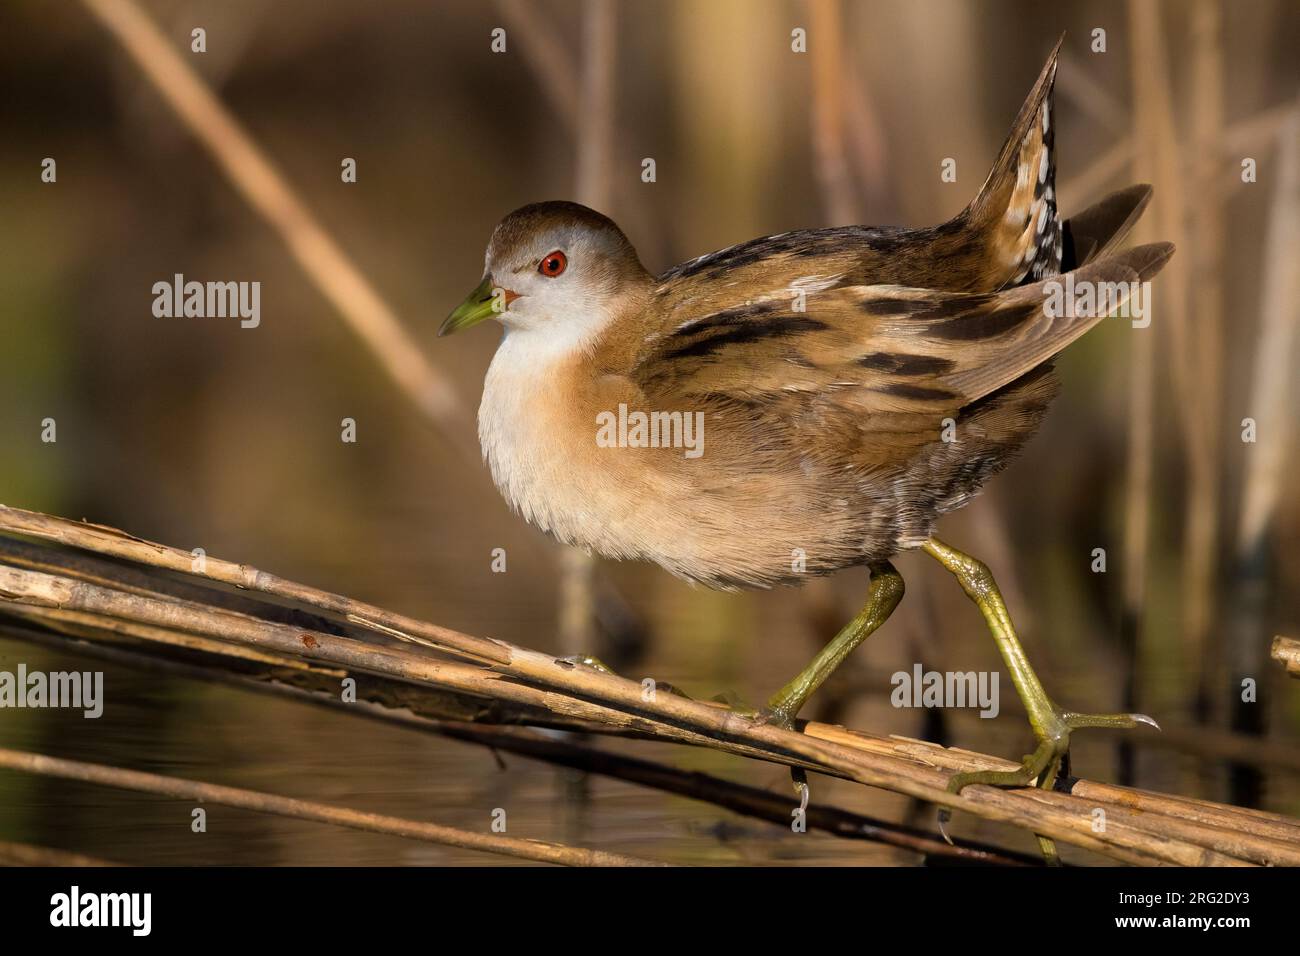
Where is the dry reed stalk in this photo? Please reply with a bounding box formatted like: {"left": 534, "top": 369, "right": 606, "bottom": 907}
{"left": 925, "top": 693, "right": 1300, "bottom": 775}
{"left": 1225, "top": 105, "right": 1300, "bottom": 803}
{"left": 1234, "top": 105, "right": 1300, "bottom": 598}
{"left": 1059, "top": 100, "right": 1293, "bottom": 204}
{"left": 30, "top": 532, "right": 1290, "bottom": 854}
{"left": 576, "top": 0, "right": 616, "bottom": 212}
{"left": 1131, "top": 0, "right": 1193, "bottom": 561}
{"left": 76, "top": 0, "right": 475, "bottom": 461}
{"left": 841, "top": 57, "right": 891, "bottom": 219}
{"left": 12, "top": 551, "right": 1295, "bottom": 806}
{"left": 1272, "top": 637, "right": 1300, "bottom": 679}
{"left": 0, "top": 505, "right": 511, "bottom": 666}
{"left": 3, "top": 617, "right": 1037, "bottom": 865}
{"left": 1183, "top": 0, "right": 1227, "bottom": 724}
{"left": 4, "top": 508, "right": 1299, "bottom": 865}
{"left": 493, "top": 0, "right": 581, "bottom": 132}
{"left": 0, "top": 748, "right": 665, "bottom": 867}
{"left": 1119, "top": 0, "right": 1178, "bottom": 786}
{"left": 1057, "top": 50, "right": 1127, "bottom": 134}
{"left": 555, "top": 0, "right": 618, "bottom": 659}
{"left": 0, "top": 841, "right": 118, "bottom": 867}
{"left": 808, "top": 0, "right": 859, "bottom": 224}
{"left": 32, "top": 564, "right": 1295, "bottom": 862}
{"left": 1188, "top": 15, "right": 1232, "bottom": 701}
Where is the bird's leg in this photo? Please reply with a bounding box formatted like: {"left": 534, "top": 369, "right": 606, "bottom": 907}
{"left": 923, "top": 537, "right": 1156, "bottom": 858}
{"left": 758, "top": 561, "right": 904, "bottom": 730}
{"left": 1034, "top": 757, "right": 1064, "bottom": 866}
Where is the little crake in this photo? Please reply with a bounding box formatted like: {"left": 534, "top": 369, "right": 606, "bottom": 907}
{"left": 441, "top": 39, "right": 1170, "bottom": 833}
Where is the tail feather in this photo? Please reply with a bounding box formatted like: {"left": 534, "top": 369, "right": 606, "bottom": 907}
{"left": 1061, "top": 184, "right": 1153, "bottom": 269}
{"left": 964, "top": 36, "right": 1064, "bottom": 289}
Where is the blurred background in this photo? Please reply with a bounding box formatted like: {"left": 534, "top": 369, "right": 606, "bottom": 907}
{"left": 0, "top": 0, "right": 1297, "bottom": 865}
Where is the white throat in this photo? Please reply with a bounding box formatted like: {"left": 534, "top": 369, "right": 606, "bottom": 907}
{"left": 476, "top": 304, "right": 617, "bottom": 534}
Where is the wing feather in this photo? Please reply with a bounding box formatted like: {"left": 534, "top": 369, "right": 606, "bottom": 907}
{"left": 631, "top": 243, "right": 1174, "bottom": 413}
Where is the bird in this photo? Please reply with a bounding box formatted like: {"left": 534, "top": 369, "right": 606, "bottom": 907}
{"left": 440, "top": 38, "right": 1172, "bottom": 824}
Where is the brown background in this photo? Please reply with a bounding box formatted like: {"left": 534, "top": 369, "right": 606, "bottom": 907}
{"left": 0, "top": 0, "right": 1296, "bottom": 864}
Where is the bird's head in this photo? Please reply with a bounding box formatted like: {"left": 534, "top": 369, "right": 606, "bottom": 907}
{"left": 440, "top": 201, "right": 650, "bottom": 341}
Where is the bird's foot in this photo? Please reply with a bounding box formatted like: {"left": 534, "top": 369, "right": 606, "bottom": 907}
{"left": 937, "top": 705, "right": 1159, "bottom": 861}
{"left": 754, "top": 670, "right": 820, "bottom": 730}
{"left": 752, "top": 702, "right": 798, "bottom": 731}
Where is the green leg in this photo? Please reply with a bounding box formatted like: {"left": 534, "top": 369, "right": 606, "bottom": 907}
{"left": 759, "top": 561, "right": 905, "bottom": 730}
{"left": 1035, "top": 757, "right": 1064, "bottom": 865}
{"left": 924, "top": 537, "right": 1157, "bottom": 860}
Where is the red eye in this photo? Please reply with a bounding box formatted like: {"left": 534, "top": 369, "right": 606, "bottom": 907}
{"left": 538, "top": 250, "right": 567, "bottom": 277}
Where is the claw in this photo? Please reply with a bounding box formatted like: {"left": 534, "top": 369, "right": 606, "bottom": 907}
{"left": 938, "top": 807, "right": 954, "bottom": 845}
{"left": 1133, "top": 713, "right": 1161, "bottom": 731}
{"left": 791, "top": 768, "right": 810, "bottom": 805}
{"left": 1062, "top": 709, "right": 1164, "bottom": 731}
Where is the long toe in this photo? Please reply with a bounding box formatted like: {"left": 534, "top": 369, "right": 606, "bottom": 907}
{"left": 1062, "top": 710, "right": 1162, "bottom": 731}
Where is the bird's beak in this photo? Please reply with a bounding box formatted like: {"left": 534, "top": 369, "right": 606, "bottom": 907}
{"left": 439, "top": 275, "right": 502, "bottom": 337}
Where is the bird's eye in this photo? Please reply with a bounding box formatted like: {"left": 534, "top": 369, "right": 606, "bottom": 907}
{"left": 538, "top": 250, "right": 567, "bottom": 277}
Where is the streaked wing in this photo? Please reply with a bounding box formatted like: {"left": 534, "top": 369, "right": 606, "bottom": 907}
{"left": 632, "top": 243, "right": 1174, "bottom": 412}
